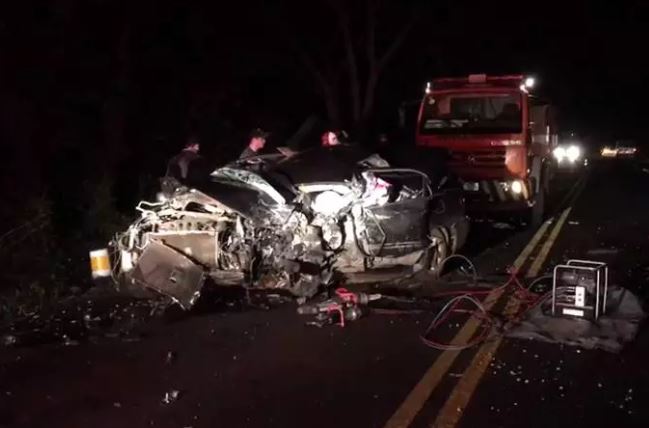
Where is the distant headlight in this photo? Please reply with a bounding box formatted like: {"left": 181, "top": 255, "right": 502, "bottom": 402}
{"left": 601, "top": 146, "right": 617, "bottom": 157}
{"left": 554, "top": 144, "right": 582, "bottom": 163}
{"left": 553, "top": 147, "right": 566, "bottom": 160}
{"left": 566, "top": 145, "right": 581, "bottom": 162}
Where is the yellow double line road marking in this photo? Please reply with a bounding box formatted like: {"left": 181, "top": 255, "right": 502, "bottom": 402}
{"left": 526, "top": 207, "right": 573, "bottom": 278}
{"left": 512, "top": 220, "right": 552, "bottom": 272}
{"left": 430, "top": 207, "right": 573, "bottom": 428}
{"left": 384, "top": 215, "right": 555, "bottom": 428}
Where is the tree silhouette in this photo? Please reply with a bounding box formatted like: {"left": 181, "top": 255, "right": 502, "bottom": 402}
{"left": 276, "top": 0, "right": 420, "bottom": 136}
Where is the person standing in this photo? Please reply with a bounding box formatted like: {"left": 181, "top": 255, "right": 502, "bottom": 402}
{"left": 239, "top": 128, "right": 270, "bottom": 159}
{"left": 165, "top": 136, "right": 208, "bottom": 185}
{"left": 320, "top": 130, "right": 340, "bottom": 147}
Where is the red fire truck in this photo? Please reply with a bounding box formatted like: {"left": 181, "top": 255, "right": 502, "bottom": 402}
{"left": 416, "top": 74, "right": 557, "bottom": 226}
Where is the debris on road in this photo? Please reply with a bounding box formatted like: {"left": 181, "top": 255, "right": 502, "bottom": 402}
{"left": 568, "top": 221, "right": 580, "bottom": 226}
{"left": 162, "top": 390, "right": 181, "bottom": 405}
{"left": 586, "top": 248, "right": 619, "bottom": 256}
{"left": 0, "top": 295, "right": 164, "bottom": 349}
{"left": 266, "top": 294, "right": 291, "bottom": 306}
{"left": 1, "top": 334, "right": 17, "bottom": 347}
{"left": 61, "top": 335, "right": 80, "bottom": 346}
{"left": 165, "top": 351, "right": 177, "bottom": 365}
{"left": 491, "top": 222, "right": 515, "bottom": 230}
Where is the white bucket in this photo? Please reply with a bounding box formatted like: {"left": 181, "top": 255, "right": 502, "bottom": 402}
{"left": 90, "top": 248, "right": 112, "bottom": 279}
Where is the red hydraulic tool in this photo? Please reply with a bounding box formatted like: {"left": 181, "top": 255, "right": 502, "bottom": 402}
{"left": 297, "top": 288, "right": 382, "bottom": 327}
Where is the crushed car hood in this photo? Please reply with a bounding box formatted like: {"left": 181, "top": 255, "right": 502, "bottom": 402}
{"left": 195, "top": 179, "right": 278, "bottom": 219}
{"left": 218, "top": 146, "right": 386, "bottom": 189}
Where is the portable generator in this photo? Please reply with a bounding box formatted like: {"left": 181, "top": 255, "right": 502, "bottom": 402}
{"left": 551, "top": 260, "right": 608, "bottom": 320}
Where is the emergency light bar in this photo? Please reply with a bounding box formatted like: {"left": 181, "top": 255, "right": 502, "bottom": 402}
{"left": 427, "top": 74, "right": 535, "bottom": 91}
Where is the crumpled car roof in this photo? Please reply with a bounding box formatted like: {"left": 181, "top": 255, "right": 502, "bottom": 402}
{"left": 258, "top": 145, "right": 384, "bottom": 186}
{"left": 198, "top": 145, "right": 393, "bottom": 211}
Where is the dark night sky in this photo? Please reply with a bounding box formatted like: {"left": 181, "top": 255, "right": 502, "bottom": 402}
{"left": 0, "top": 0, "right": 647, "bottom": 186}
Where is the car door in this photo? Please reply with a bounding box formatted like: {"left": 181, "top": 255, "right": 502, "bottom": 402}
{"left": 360, "top": 169, "right": 433, "bottom": 257}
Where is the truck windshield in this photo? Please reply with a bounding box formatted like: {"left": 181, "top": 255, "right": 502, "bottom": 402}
{"left": 420, "top": 92, "right": 522, "bottom": 135}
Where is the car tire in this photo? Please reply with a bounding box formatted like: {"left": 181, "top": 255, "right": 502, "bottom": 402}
{"left": 426, "top": 227, "right": 449, "bottom": 278}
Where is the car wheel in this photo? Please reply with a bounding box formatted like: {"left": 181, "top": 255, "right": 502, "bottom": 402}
{"left": 427, "top": 227, "right": 449, "bottom": 277}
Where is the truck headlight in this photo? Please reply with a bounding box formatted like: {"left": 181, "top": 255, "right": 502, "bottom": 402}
{"left": 511, "top": 180, "right": 523, "bottom": 194}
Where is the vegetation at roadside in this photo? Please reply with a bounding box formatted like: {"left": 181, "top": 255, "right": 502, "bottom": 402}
{"left": 0, "top": 176, "right": 132, "bottom": 324}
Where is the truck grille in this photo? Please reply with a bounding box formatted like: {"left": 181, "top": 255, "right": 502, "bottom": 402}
{"left": 450, "top": 149, "right": 506, "bottom": 168}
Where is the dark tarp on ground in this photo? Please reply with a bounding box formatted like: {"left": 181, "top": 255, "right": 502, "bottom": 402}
{"left": 506, "top": 286, "right": 645, "bottom": 353}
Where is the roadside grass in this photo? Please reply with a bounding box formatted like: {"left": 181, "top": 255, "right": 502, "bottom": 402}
{"left": 0, "top": 176, "right": 132, "bottom": 325}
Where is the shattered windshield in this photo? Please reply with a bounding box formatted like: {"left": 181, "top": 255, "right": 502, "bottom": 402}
{"left": 210, "top": 167, "right": 290, "bottom": 204}
{"left": 420, "top": 92, "right": 522, "bottom": 135}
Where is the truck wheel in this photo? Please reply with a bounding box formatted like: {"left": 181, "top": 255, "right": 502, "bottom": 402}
{"left": 427, "top": 227, "right": 449, "bottom": 278}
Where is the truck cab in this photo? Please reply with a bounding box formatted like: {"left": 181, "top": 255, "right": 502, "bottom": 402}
{"left": 416, "top": 74, "right": 557, "bottom": 225}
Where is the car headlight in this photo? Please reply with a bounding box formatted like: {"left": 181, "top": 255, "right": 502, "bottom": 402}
{"left": 312, "top": 191, "right": 349, "bottom": 216}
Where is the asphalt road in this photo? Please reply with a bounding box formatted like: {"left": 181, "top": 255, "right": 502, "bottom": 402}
{"left": 2, "top": 158, "right": 648, "bottom": 428}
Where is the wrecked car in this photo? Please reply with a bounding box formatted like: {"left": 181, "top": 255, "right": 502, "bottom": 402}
{"left": 110, "top": 145, "right": 469, "bottom": 309}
